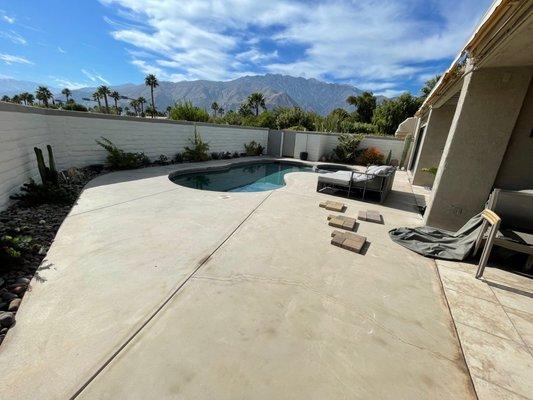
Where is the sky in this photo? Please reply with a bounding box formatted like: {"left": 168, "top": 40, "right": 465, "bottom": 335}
{"left": 0, "top": 0, "right": 493, "bottom": 97}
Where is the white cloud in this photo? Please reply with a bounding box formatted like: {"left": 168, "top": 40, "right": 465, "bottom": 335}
{"left": 0, "top": 30, "right": 26, "bottom": 45}
{"left": 0, "top": 53, "right": 32, "bottom": 65}
{"left": 57, "top": 46, "right": 67, "bottom": 54}
{"left": 375, "top": 89, "right": 408, "bottom": 98}
{"left": 81, "top": 68, "right": 111, "bottom": 85}
{"left": 2, "top": 15, "right": 15, "bottom": 24}
{"left": 52, "top": 77, "right": 88, "bottom": 90}
{"left": 100, "top": 0, "right": 492, "bottom": 90}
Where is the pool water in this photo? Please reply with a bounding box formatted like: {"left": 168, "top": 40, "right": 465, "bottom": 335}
{"left": 171, "top": 162, "right": 313, "bottom": 192}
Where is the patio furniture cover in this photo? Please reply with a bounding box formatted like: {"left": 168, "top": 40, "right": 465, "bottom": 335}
{"left": 389, "top": 212, "right": 483, "bottom": 260}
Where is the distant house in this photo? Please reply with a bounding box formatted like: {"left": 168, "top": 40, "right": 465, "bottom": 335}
{"left": 405, "top": 0, "right": 532, "bottom": 230}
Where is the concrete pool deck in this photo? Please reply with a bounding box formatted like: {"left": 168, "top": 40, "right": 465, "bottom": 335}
{"left": 1, "top": 158, "right": 479, "bottom": 399}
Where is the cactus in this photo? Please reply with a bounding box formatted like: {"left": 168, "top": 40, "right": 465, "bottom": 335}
{"left": 34, "top": 145, "right": 58, "bottom": 185}
{"left": 46, "top": 145, "right": 58, "bottom": 183}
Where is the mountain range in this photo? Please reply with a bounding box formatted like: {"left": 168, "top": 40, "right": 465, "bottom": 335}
{"left": 0, "top": 74, "right": 382, "bottom": 115}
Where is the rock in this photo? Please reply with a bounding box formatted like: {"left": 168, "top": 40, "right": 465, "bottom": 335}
{"left": 0, "top": 334, "right": 5, "bottom": 345}
{"left": 0, "top": 327, "right": 7, "bottom": 334}
{"left": 0, "top": 312, "right": 15, "bottom": 328}
{"left": 1, "top": 292, "right": 17, "bottom": 302}
{"left": 39, "top": 219, "right": 46, "bottom": 224}
{"left": 8, "top": 298, "right": 21, "bottom": 312}
{"left": 10, "top": 286, "right": 26, "bottom": 295}
{"left": 15, "top": 277, "right": 30, "bottom": 285}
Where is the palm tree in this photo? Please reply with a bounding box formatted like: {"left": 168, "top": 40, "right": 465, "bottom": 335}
{"left": 19, "top": 92, "right": 29, "bottom": 105}
{"left": 130, "top": 99, "right": 139, "bottom": 116}
{"left": 211, "top": 101, "right": 219, "bottom": 117}
{"left": 247, "top": 92, "right": 266, "bottom": 116}
{"left": 12, "top": 94, "right": 21, "bottom": 104}
{"left": 26, "top": 93, "right": 34, "bottom": 105}
{"left": 137, "top": 97, "right": 146, "bottom": 115}
{"left": 92, "top": 91, "right": 102, "bottom": 109}
{"left": 1, "top": 95, "right": 10, "bottom": 102}
{"left": 218, "top": 107, "right": 224, "bottom": 116}
{"left": 97, "top": 85, "right": 111, "bottom": 113}
{"left": 110, "top": 91, "right": 120, "bottom": 114}
{"left": 166, "top": 105, "right": 172, "bottom": 118}
{"left": 61, "top": 88, "right": 72, "bottom": 103}
{"left": 144, "top": 74, "right": 159, "bottom": 118}
{"left": 36, "top": 86, "right": 53, "bottom": 107}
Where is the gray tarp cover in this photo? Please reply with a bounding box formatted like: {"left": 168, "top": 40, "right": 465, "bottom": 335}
{"left": 389, "top": 213, "right": 483, "bottom": 261}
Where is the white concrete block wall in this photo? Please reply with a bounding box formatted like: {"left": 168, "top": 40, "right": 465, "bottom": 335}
{"left": 0, "top": 103, "right": 268, "bottom": 208}
{"left": 292, "top": 131, "right": 405, "bottom": 162}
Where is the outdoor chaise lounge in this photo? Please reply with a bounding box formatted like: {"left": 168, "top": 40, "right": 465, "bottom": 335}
{"left": 474, "top": 189, "right": 533, "bottom": 278}
{"left": 316, "top": 165, "right": 396, "bottom": 203}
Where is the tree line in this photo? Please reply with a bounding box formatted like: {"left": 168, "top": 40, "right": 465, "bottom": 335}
{"left": 1, "top": 74, "right": 439, "bottom": 135}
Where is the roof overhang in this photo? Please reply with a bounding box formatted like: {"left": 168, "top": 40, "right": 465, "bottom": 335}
{"left": 416, "top": 0, "right": 533, "bottom": 116}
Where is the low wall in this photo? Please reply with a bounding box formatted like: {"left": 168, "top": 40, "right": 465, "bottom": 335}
{"left": 289, "top": 130, "right": 405, "bottom": 162}
{"left": 0, "top": 103, "right": 268, "bottom": 209}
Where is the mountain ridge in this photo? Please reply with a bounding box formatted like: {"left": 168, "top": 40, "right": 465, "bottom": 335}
{"left": 0, "top": 74, "right": 382, "bottom": 115}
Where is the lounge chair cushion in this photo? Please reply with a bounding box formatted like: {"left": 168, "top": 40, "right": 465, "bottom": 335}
{"left": 366, "top": 165, "right": 394, "bottom": 175}
{"left": 318, "top": 171, "right": 372, "bottom": 185}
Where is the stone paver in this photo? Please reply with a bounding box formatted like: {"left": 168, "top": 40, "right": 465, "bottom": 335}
{"left": 436, "top": 260, "right": 533, "bottom": 399}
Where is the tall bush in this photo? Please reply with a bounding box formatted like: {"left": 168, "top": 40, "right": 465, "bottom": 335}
{"left": 183, "top": 130, "right": 210, "bottom": 161}
{"left": 331, "top": 133, "right": 364, "bottom": 164}
{"left": 96, "top": 137, "right": 150, "bottom": 170}
{"left": 170, "top": 101, "right": 209, "bottom": 122}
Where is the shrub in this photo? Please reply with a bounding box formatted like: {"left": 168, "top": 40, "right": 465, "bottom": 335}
{"left": 360, "top": 147, "right": 384, "bottom": 166}
{"left": 96, "top": 137, "right": 150, "bottom": 170}
{"left": 169, "top": 101, "right": 209, "bottom": 122}
{"left": 183, "top": 131, "right": 210, "bottom": 162}
{"left": 232, "top": 151, "right": 240, "bottom": 158}
{"left": 275, "top": 107, "right": 315, "bottom": 131}
{"left": 174, "top": 153, "right": 183, "bottom": 163}
{"left": 62, "top": 102, "right": 88, "bottom": 112}
{"left": 11, "top": 179, "right": 78, "bottom": 206}
{"left": 340, "top": 121, "right": 377, "bottom": 135}
{"left": 331, "top": 133, "right": 364, "bottom": 164}
{"left": 220, "top": 151, "right": 232, "bottom": 159}
{"left": 210, "top": 152, "right": 221, "bottom": 160}
{"left": 155, "top": 154, "right": 169, "bottom": 165}
{"left": 286, "top": 125, "right": 307, "bottom": 131}
{"left": 0, "top": 234, "right": 32, "bottom": 269}
{"left": 244, "top": 141, "right": 264, "bottom": 156}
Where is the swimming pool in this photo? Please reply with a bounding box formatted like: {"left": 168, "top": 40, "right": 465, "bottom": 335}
{"left": 170, "top": 161, "right": 313, "bottom": 192}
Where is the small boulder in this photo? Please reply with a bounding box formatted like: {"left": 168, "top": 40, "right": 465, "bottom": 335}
{"left": 0, "top": 312, "right": 15, "bottom": 328}
{"left": 1, "top": 292, "right": 17, "bottom": 302}
{"left": 8, "top": 299, "right": 21, "bottom": 312}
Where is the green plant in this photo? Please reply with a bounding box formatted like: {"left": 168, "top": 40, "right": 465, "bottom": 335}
{"left": 183, "top": 130, "right": 210, "bottom": 162}
{"left": 170, "top": 101, "right": 209, "bottom": 122}
{"left": 244, "top": 141, "right": 264, "bottom": 156}
{"left": 95, "top": 137, "right": 150, "bottom": 170}
{"left": 232, "top": 151, "right": 240, "bottom": 158}
{"left": 0, "top": 234, "right": 32, "bottom": 268}
{"left": 174, "top": 153, "right": 183, "bottom": 163}
{"left": 360, "top": 147, "right": 384, "bottom": 165}
{"left": 210, "top": 152, "right": 221, "bottom": 160}
{"left": 372, "top": 93, "right": 422, "bottom": 135}
{"left": 422, "top": 167, "right": 438, "bottom": 175}
{"left": 62, "top": 102, "right": 88, "bottom": 112}
{"left": 11, "top": 179, "right": 78, "bottom": 206}
{"left": 331, "top": 133, "right": 364, "bottom": 164}
{"left": 156, "top": 154, "right": 169, "bottom": 165}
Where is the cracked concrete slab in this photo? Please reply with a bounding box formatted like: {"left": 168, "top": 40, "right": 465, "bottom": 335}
{"left": 0, "top": 162, "right": 477, "bottom": 399}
